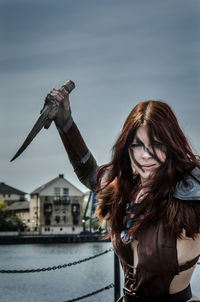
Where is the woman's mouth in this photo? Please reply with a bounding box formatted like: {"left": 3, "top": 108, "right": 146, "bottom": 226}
{"left": 142, "top": 164, "right": 157, "bottom": 170}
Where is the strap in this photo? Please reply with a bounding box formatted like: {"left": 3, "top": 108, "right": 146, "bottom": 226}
{"left": 178, "top": 255, "right": 199, "bottom": 272}
{"left": 62, "top": 116, "right": 74, "bottom": 133}
{"left": 168, "top": 284, "right": 192, "bottom": 302}
{"left": 123, "top": 284, "right": 192, "bottom": 302}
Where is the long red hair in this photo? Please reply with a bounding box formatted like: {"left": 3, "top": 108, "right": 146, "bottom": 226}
{"left": 94, "top": 100, "right": 200, "bottom": 239}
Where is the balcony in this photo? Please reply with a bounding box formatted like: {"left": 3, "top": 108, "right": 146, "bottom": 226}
{"left": 62, "top": 196, "right": 70, "bottom": 205}
{"left": 53, "top": 197, "right": 61, "bottom": 206}
{"left": 53, "top": 196, "right": 70, "bottom": 206}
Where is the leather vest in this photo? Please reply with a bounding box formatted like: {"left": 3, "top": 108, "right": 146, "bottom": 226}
{"left": 112, "top": 221, "right": 199, "bottom": 297}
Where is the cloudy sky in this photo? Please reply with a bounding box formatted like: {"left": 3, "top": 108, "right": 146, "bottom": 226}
{"left": 1, "top": 0, "right": 200, "bottom": 195}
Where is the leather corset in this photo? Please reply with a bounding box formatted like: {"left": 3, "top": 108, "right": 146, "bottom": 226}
{"left": 112, "top": 221, "right": 199, "bottom": 297}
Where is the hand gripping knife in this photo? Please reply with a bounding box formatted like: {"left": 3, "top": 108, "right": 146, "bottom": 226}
{"left": 10, "top": 80, "right": 75, "bottom": 162}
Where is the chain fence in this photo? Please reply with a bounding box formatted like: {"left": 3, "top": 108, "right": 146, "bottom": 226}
{"left": 0, "top": 247, "right": 113, "bottom": 273}
{"left": 0, "top": 247, "right": 114, "bottom": 301}
{"left": 1, "top": 246, "right": 199, "bottom": 301}
{"left": 63, "top": 283, "right": 114, "bottom": 302}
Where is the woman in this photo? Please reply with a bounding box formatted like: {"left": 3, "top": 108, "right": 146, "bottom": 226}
{"left": 48, "top": 86, "right": 200, "bottom": 302}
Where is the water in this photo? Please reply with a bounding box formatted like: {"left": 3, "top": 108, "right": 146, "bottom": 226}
{"left": 0, "top": 243, "right": 199, "bottom": 302}
{"left": 0, "top": 243, "right": 114, "bottom": 302}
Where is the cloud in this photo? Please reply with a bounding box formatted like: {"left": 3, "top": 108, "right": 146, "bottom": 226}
{"left": 1, "top": 0, "right": 200, "bottom": 193}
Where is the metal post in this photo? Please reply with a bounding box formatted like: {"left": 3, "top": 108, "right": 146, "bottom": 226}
{"left": 114, "top": 252, "right": 121, "bottom": 301}
{"left": 89, "top": 196, "right": 92, "bottom": 233}
{"left": 36, "top": 194, "right": 39, "bottom": 232}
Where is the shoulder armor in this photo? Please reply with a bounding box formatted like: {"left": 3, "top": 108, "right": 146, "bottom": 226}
{"left": 173, "top": 168, "right": 200, "bottom": 200}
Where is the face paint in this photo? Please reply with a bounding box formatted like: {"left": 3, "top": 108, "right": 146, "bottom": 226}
{"left": 128, "top": 125, "right": 166, "bottom": 182}
{"left": 130, "top": 136, "right": 164, "bottom": 162}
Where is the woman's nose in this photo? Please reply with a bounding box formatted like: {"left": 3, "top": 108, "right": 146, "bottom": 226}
{"left": 141, "top": 146, "right": 152, "bottom": 158}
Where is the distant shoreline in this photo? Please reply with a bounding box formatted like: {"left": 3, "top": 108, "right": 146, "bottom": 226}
{"left": 0, "top": 233, "right": 110, "bottom": 245}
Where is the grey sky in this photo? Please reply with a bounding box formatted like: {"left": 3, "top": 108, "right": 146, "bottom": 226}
{"left": 1, "top": 0, "right": 200, "bottom": 194}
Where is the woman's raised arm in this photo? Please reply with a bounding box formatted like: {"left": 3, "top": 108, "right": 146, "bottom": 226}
{"left": 47, "top": 86, "right": 98, "bottom": 190}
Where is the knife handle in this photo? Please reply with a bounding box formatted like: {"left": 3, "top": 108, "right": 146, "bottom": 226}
{"left": 62, "top": 80, "right": 75, "bottom": 93}
{"left": 44, "top": 80, "right": 75, "bottom": 129}
{"left": 45, "top": 80, "right": 75, "bottom": 102}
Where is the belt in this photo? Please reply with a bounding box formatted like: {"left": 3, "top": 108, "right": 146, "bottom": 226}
{"left": 123, "top": 284, "right": 192, "bottom": 302}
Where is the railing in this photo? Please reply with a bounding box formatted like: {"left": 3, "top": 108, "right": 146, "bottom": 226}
{"left": 2, "top": 247, "right": 198, "bottom": 301}
{"left": 0, "top": 247, "right": 121, "bottom": 301}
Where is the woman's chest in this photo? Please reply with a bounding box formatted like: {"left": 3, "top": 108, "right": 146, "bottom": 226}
{"left": 113, "top": 222, "right": 200, "bottom": 274}
{"left": 113, "top": 222, "right": 178, "bottom": 273}
{"left": 133, "top": 222, "right": 178, "bottom": 273}
{"left": 131, "top": 230, "right": 200, "bottom": 273}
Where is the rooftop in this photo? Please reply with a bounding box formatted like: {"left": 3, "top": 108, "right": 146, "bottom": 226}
{"left": 8, "top": 201, "right": 29, "bottom": 211}
{"left": 31, "top": 174, "right": 83, "bottom": 195}
{"left": 0, "top": 182, "right": 26, "bottom": 195}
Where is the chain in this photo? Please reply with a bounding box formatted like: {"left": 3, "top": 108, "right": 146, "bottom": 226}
{"left": 63, "top": 283, "right": 114, "bottom": 302}
{"left": 0, "top": 247, "right": 113, "bottom": 274}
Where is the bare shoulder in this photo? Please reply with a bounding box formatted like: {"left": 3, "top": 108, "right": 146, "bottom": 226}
{"left": 192, "top": 232, "right": 200, "bottom": 254}
{"left": 177, "top": 230, "right": 200, "bottom": 265}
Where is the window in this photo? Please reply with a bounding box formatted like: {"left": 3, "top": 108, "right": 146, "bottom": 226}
{"left": 44, "top": 203, "right": 52, "bottom": 215}
{"left": 63, "top": 216, "right": 67, "bottom": 223}
{"left": 54, "top": 188, "right": 61, "bottom": 205}
{"left": 54, "top": 187, "right": 60, "bottom": 195}
{"left": 63, "top": 188, "right": 69, "bottom": 196}
{"left": 71, "top": 203, "right": 80, "bottom": 215}
{"left": 73, "top": 217, "right": 79, "bottom": 225}
{"left": 55, "top": 216, "right": 60, "bottom": 224}
{"left": 62, "top": 197, "right": 70, "bottom": 205}
{"left": 62, "top": 188, "right": 70, "bottom": 205}
{"left": 54, "top": 196, "right": 60, "bottom": 201}
{"left": 45, "top": 218, "right": 51, "bottom": 226}
{"left": 55, "top": 205, "right": 60, "bottom": 213}
{"left": 63, "top": 204, "right": 67, "bottom": 213}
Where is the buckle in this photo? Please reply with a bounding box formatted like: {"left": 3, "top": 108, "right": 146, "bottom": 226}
{"left": 123, "top": 288, "right": 139, "bottom": 302}
{"left": 123, "top": 287, "right": 137, "bottom": 296}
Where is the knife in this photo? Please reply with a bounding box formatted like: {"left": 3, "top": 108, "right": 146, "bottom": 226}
{"left": 10, "top": 80, "right": 75, "bottom": 162}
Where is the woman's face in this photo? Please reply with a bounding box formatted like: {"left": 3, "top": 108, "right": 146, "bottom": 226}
{"left": 128, "top": 124, "right": 166, "bottom": 182}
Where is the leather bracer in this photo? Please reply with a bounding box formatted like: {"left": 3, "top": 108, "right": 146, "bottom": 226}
{"left": 56, "top": 117, "right": 98, "bottom": 190}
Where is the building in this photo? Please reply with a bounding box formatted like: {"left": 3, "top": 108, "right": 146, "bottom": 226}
{"left": 7, "top": 201, "right": 30, "bottom": 228}
{"left": 30, "top": 174, "right": 84, "bottom": 234}
{"left": 0, "top": 182, "right": 26, "bottom": 205}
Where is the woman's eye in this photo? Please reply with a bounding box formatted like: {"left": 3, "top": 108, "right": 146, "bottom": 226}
{"left": 131, "top": 143, "right": 142, "bottom": 149}
{"left": 152, "top": 141, "right": 163, "bottom": 148}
